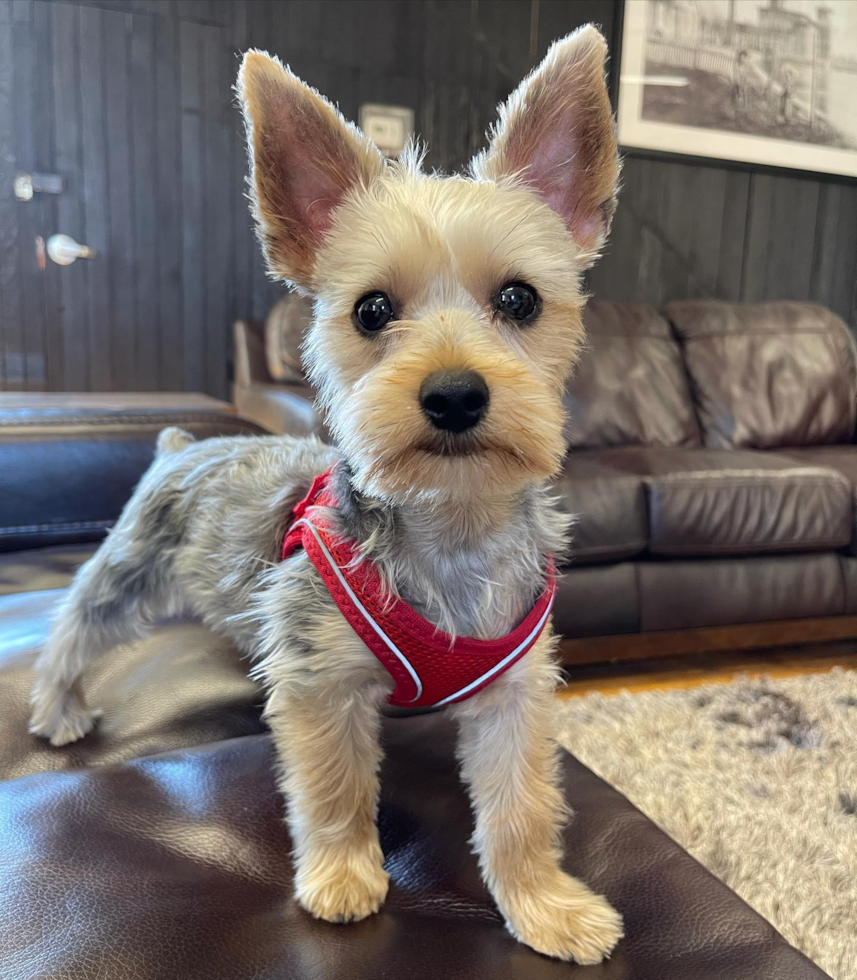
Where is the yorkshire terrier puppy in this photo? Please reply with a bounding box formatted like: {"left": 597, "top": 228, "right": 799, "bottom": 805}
{"left": 30, "top": 25, "right": 621, "bottom": 963}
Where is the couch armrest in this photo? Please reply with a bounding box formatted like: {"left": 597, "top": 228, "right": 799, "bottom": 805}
{"left": 233, "top": 381, "right": 325, "bottom": 438}
{"left": 233, "top": 317, "right": 327, "bottom": 438}
{"left": 0, "top": 401, "right": 266, "bottom": 553}
{"left": 233, "top": 319, "right": 274, "bottom": 387}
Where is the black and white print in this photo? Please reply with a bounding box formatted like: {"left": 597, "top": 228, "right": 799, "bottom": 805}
{"left": 618, "top": 0, "right": 857, "bottom": 177}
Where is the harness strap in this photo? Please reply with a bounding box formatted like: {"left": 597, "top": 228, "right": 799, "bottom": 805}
{"left": 282, "top": 469, "right": 555, "bottom": 708}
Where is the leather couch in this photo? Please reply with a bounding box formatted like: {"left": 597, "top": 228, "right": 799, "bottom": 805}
{"left": 0, "top": 399, "right": 830, "bottom": 978}
{"left": 235, "top": 298, "right": 857, "bottom": 663}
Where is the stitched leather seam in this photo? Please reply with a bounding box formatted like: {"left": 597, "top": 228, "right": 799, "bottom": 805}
{"left": 680, "top": 327, "right": 839, "bottom": 341}
{"left": 573, "top": 540, "right": 648, "bottom": 556}
{"left": 584, "top": 334, "right": 676, "bottom": 341}
{"left": 652, "top": 477, "right": 850, "bottom": 490}
{"left": 0, "top": 520, "right": 115, "bottom": 535}
{"left": 649, "top": 465, "right": 845, "bottom": 478}
{"left": 0, "top": 413, "right": 259, "bottom": 429}
{"left": 651, "top": 539, "right": 848, "bottom": 554}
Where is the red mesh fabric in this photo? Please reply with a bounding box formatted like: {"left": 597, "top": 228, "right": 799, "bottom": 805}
{"left": 282, "top": 470, "right": 555, "bottom": 708}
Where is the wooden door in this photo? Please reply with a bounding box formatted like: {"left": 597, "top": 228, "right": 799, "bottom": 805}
{"left": 0, "top": 0, "right": 238, "bottom": 397}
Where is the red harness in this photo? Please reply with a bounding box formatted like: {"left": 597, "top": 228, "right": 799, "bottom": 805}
{"left": 281, "top": 469, "right": 556, "bottom": 709}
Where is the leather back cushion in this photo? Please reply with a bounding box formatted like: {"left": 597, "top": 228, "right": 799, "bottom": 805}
{"left": 265, "top": 293, "right": 313, "bottom": 383}
{"left": 565, "top": 301, "right": 701, "bottom": 449}
{"left": 668, "top": 301, "right": 857, "bottom": 449}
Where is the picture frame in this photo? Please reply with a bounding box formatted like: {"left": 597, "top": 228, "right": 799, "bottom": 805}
{"left": 617, "top": 0, "right": 857, "bottom": 179}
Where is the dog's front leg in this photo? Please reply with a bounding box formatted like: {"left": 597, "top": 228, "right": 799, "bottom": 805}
{"left": 453, "top": 636, "right": 623, "bottom": 963}
{"left": 265, "top": 681, "right": 389, "bottom": 923}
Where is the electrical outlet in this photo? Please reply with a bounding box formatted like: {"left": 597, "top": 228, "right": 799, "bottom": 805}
{"left": 359, "top": 104, "right": 415, "bottom": 157}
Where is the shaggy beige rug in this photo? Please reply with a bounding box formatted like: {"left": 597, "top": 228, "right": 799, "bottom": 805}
{"left": 555, "top": 670, "right": 857, "bottom": 980}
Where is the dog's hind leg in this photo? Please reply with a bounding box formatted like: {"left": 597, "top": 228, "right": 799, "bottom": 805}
{"left": 29, "top": 466, "right": 184, "bottom": 746}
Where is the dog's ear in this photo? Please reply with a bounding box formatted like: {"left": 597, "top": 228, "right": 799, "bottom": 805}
{"left": 471, "top": 25, "right": 620, "bottom": 265}
{"left": 238, "top": 51, "right": 384, "bottom": 288}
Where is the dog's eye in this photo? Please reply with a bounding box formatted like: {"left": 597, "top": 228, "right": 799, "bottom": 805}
{"left": 496, "top": 282, "right": 538, "bottom": 322}
{"left": 354, "top": 292, "right": 394, "bottom": 332}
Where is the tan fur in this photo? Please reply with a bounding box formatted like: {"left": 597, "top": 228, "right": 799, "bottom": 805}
{"left": 156, "top": 426, "right": 195, "bottom": 455}
{"left": 31, "top": 26, "right": 622, "bottom": 965}
{"left": 300, "top": 157, "right": 592, "bottom": 505}
{"left": 236, "top": 25, "right": 622, "bottom": 961}
{"left": 455, "top": 634, "right": 623, "bottom": 962}
{"left": 265, "top": 682, "right": 390, "bottom": 923}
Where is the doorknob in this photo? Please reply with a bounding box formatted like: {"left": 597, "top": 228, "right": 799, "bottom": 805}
{"left": 46, "top": 234, "right": 96, "bottom": 266}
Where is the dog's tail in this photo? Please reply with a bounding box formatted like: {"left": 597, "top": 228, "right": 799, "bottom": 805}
{"left": 156, "top": 426, "right": 196, "bottom": 456}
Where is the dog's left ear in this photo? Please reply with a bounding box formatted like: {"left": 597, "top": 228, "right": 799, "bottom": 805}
{"left": 237, "top": 50, "right": 385, "bottom": 289}
{"left": 471, "top": 25, "right": 620, "bottom": 265}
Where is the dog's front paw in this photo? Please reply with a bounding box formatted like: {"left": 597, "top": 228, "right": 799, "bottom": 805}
{"left": 502, "top": 872, "right": 623, "bottom": 963}
{"left": 296, "top": 856, "right": 389, "bottom": 924}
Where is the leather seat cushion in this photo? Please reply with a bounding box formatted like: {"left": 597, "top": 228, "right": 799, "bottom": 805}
{"left": 0, "top": 581, "right": 829, "bottom": 979}
{"left": 0, "top": 406, "right": 266, "bottom": 552}
{"left": 565, "top": 301, "right": 701, "bottom": 450}
{"left": 591, "top": 448, "right": 851, "bottom": 557}
{"left": 783, "top": 446, "right": 857, "bottom": 554}
{"left": 843, "top": 556, "right": 857, "bottom": 614}
{"left": 667, "top": 301, "right": 857, "bottom": 449}
{"left": 554, "top": 452, "right": 648, "bottom": 564}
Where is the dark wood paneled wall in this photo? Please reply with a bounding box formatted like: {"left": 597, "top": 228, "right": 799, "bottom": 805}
{"left": 590, "top": 156, "right": 857, "bottom": 320}
{"left": 0, "top": 0, "right": 854, "bottom": 398}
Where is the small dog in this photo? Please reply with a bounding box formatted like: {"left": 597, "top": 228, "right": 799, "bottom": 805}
{"left": 29, "top": 25, "right": 621, "bottom": 963}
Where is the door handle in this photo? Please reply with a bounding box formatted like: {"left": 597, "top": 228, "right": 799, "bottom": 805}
{"left": 46, "top": 234, "right": 96, "bottom": 266}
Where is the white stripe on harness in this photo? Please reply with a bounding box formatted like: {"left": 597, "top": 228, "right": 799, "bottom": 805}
{"left": 291, "top": 517, "right": 424, "bottom": 703}
{"left": 429, "top": 591, "right": 554, "bottom": 707}
{"left": 292, "top": 516, "right": 551, "bottom": 709}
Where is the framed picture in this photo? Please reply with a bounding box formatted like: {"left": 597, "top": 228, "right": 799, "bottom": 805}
{"left": 617, "top": 0, "right": 857, "bottom": 178}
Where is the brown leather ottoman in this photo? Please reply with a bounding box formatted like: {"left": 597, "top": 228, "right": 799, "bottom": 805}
{"left": 0, "top": 400, "right": 830, "bottom": 979}
{"left": 0, "top": 580, "right": 830, "bottom": 980}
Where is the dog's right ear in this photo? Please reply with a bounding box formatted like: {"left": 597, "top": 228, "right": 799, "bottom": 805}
{"left": 237, "top": 51, "right": 384, "bottom": 289}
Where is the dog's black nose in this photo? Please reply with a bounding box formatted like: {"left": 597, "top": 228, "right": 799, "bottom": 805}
{"left": 419, "top": 370, "right": 489, "bottom": 433}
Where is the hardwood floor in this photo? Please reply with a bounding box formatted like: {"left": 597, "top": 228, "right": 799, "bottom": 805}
{"left": 557, "top": 639, "right": 857, "bottom": 698}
